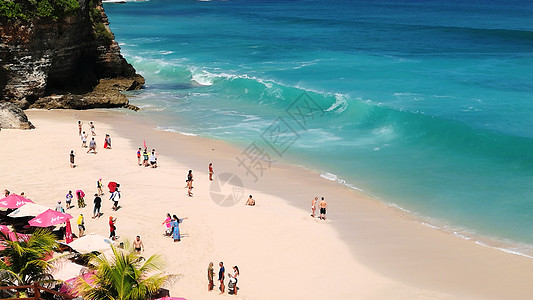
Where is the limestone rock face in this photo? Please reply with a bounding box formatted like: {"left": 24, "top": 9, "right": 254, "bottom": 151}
{"left": 0, "top": 0, "right": 144, "bottom": 110}
{"left": 0, "top": 102, "right": 34, "bottom": 130}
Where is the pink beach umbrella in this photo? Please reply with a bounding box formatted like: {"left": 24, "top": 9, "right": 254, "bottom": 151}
{"left": 28, "top": 209, "right": 72, "bottom": 227}
{"left": 0, "top": 194, "right": 34, "bottom": 209}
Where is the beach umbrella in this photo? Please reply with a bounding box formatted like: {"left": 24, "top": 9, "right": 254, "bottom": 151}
{"left": 107, "top": 182, "right": 117, "bottom": 193}
{"left": 65, "top": 220, "right": 74, "bottom": 244}
{"left": 0, "top": 194, "right": 34, "bottom": 209}
{"left": 68, "top": 234, "right": 113, "bottom": 254}
{"left": 7, "top": 203, "right": 50, "bottom": 218}
{"left": 28, "top": 209, "right": 72, "bottom": 227}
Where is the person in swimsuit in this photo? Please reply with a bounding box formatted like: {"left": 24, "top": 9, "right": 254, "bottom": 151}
{"left": 133, "top": 235, "right": 144, "bottom": 253}
{"left": 186, "top": 170, "right": 194, "bottom": 197}
{"left": 142, "top": 149, "right": 149, "bottom": 167}
{"left": 311, "top": 197, "right": 318, "bottom": 217}
{"left": 78, "top": 120, "right": 82, "bottom": 136}
{"left": 209, "top": 163, "right": 214, "bottom": 181}
{"left": 90, "top": 122, "right": 96, "bottom": 136}
{"left": 87, "top": 138, "right": 97, "bottom": 154}
{"left": 137, "top": 148, "right": 142, "bottom": 166}
{"left": 246, "top": 195, "right": 255, "bottom": 206}
{"left": 70, "top": 150, "right": 75, "bottom": 168}
{"left": 81, "top": 131, "right": 87, "bottom": 148}
{"left": 319, "top": 197, "right": 327, "bottom": 220}
{"left": 228, "top": 266, "right": 240, "bottom": 295}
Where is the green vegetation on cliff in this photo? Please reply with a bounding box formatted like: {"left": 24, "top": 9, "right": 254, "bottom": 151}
{"left": 89, "top": 0, "right": 112, "bottom": 44}
{"left": 0, "top": 0, "right": 80, "bottom": 21}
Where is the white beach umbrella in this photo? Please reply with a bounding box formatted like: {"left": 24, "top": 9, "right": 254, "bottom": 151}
{"left": 68, "top": 233, "right": 113, "bottom": 254}
{"left": 7, "top": 203, "right": 50, "bottom": 218}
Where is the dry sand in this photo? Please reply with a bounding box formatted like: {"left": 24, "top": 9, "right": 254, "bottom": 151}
{"left": 1, "top": 109, "right": 533, "bottom": 299}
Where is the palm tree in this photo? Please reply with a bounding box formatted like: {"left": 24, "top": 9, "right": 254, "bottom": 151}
{"left": 0, "top": 228, "right": 61, "bottom": 296}
{"left": 74, "top": 241, "right": 177, "bottom": 300}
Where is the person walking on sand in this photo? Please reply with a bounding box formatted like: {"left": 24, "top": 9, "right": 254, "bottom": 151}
{"left": 76, "top": 190, "right": 86, "bottom": 208}
{"left": 149, "top": 149, "right": 158, "bottom": 168}
{"left": 90, "top": 122, "right": 96, "bottom": 136}
{"left": 209, "top": 163, "right": 214, "bottom": 181}
{"left": 208, "top": 262, "right": 215, "bottom": 291}
{"left": 93, "top": 193, "right": 102, "bottom": 219}
{"left": 77, "top": 214, "right": 85, "bottom": 237}
{"left": 78, "top": 120, "right": 83, "bottom": 136}
{"left": 186, "top": 170, "right": 194, "bottom": 197}
{"left": 171, "top": 214, "right": 187, "bottom": 242}
{"left": 65, "top": 190, "right": 73, "bottom": 209}
{"left": 55, "top": 201, "right": 65, "bottom": 213}
{"left": 162, "top": 213, "right": 172, "bottom": 236}
{"left": 319, "top": 197, "right": 327, "bottom": 220}
{"left": 246, "top": 195, "right": 255, "bottom": 206}
{"left": 87, "top": 138, "right": 97, "bottom": 154}
{"left": 97, "top": 178, "right": 104, "bottom": 196}
{"left": 81, "top": 131, "right": 87, "bottom": 148}
{"left": 228, "top": 266, "right": 240, "bottom": 295}
{"left": 137, "top": 148, "right": 142, "bottom": 166}
{"left": 105, "top": 134, "right": 111, "bottom": 149}
{"left": 218, "top": 262, "right": 225, "bottom": 294}
{"left": 133, "top": 235, "right": 144, "bottom": 253}
{"left": 70, "top": 150, "right": 76, "bottom": 168}
{"left": 110, "top": 187, "right": 121, "bottom": 211}
{"left": 311, "top": 197, "right": 318, "bottom": 217}
{"left": 109, "top": 216, "right": 117, "bottom": 240}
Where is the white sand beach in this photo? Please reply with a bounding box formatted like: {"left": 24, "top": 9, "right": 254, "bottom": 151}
{"left": 2, "top": 109, "right": 533, "bottom": 299}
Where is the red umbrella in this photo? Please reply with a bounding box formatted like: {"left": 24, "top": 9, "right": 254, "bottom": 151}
{"left": 65, "top": 220, "right": 74, "bottom": 244}
{"left": 107, "top": 182, "right": 117, "bottom": 193}
{"left": 28, "top": 209, "right": 72, "bottom": 227}
{"left": 0, "top": 194, "right": 34, "bottom": 209}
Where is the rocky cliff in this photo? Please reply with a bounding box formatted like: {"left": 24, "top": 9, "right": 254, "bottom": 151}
{"left": 0, "top": 0, "right": 144, "bottom": 116}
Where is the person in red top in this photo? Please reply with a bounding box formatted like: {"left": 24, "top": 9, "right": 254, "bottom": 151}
{"left": 109, "top": 216, "right": 117, "bottom": 240}
{"left": 137, "top": 148, "right": 142, "bottom": 166}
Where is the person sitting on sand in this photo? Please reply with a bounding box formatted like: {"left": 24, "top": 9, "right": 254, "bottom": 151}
{"left": 246, "top": 195, "right": 255, "bottom": 206}
{"left": 208, "top": 262, "right": 215, "bottom": 291}
{"left": 162, "top": 213, "right": 172, "bottom": 236}
{"left": 228, "top": 266, "right": 240, "bottom": 295}
{"left": 70, "top": 150, "right": 76, "bottom": 168}
{"left": 311, "top": 197, "right": 318, "bottom": 217}
{"left": 81, "top": 131, "right": 87, "bottom": 148}
{"left": 55, "top": 201, "right": 65, "bottom": 213}
{"left": 319, "top": 197, "right": 327, "bottom": 220}
{"left": 133, "top": 235, "right": 144, "bottom": 253}
{"left": 87, "top": 138, "right": 97, "bottom": 154}
{"left": 149, "top": 149, "right": 158, "bottom": 168}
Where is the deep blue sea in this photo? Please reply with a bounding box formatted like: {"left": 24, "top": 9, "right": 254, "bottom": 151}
{"left": 104, "top": 0, "right": 533, "bottom": 252}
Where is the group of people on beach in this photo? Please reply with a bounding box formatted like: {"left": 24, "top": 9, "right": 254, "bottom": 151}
{"left": 311, "top": 196, "right": 328, "bottom": 220}
{"left": 208, "top": 262, "right": 240, "bottom": 295}
{"left": 70, "top": 121, "right": 113, "bottom": 167}
{"left": 162, "top": 213, "right": 188, "bottom": 242}
{"left": 137, "top": 147, "right": 158, "bottom": 168}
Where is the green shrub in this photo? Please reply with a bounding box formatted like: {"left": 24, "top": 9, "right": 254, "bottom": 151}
{"left": 0, "top": 0, "right": 81, "bottom": 21}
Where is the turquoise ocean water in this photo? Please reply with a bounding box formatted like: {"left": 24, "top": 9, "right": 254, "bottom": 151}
{"left": 104, "top": 0, "right": 533, "bottom": 252}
